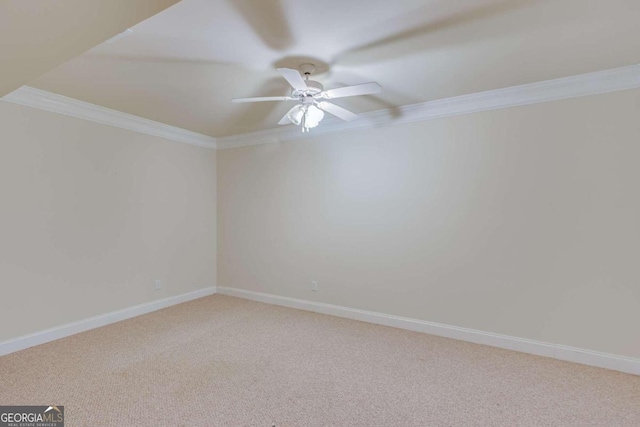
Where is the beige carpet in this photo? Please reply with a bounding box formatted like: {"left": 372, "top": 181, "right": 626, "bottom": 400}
{"left": 1, "top": 295, "right": 639, "bottom": 426}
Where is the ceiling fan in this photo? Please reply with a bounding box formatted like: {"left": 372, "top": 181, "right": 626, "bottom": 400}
{"left": 232, "top": 64, "right": 382, "bottom": 132}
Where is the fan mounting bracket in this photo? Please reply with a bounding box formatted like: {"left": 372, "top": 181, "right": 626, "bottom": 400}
{"left": 299, "top": 63, "right": 316, "bottom": 76}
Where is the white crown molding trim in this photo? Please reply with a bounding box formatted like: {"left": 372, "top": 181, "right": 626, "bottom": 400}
{"left": 1, "top": 86, "right": 217, "bottom": 150}
{"left": 5, "top": 65, "right": 639, "bottom": 151}
{"left": 217, "top": 286, "right": 640, "bottom": 376}
{"left": 0, "top": 286, "right": 217, "bottom": 356}
{"left": 217, "top": 64, "right": 640, "bottom": 150}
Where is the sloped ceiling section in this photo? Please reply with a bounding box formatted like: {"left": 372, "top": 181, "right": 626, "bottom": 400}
{"left": 29, "top": 0, "right": 640, "bottom": 138}
{"left": 6, "top": 0, "right": 640, "bottom": 138}
{"left": 0, "top": 0, "right": 180, "bottom": 96}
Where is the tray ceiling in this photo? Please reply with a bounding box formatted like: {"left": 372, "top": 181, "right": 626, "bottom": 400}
{"left": 0, "top": 0, "right": 179, "bottom": 96}
{"left": 26, "top": 0, "right": 640, "bottom": 138}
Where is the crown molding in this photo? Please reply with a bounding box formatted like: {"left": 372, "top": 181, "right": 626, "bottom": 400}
{"left": 217, "top": 64, "right": 640, "bottom": 150}
{"left": 1, "top": 86, "right": 217, "bottom": 150}
{"left": 3, "top": 64, "right": 639, "bottom": 151}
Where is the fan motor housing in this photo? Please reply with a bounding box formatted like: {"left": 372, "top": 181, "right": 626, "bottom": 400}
{"left": 293, "top": 80, "right": 323, "bottom": 98}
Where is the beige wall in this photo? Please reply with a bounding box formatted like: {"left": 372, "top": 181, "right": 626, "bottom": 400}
{"left": 0, "top": 102, "right": 216, "bottom": 342}
{"left": 218, "top": 89, "right": 640, "bottom": 359}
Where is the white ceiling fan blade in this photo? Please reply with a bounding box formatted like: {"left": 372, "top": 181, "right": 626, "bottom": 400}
{"left": 232, "top": 96, "right": 294, "bottom": 103}
{"left": 321, "top": 82, "right": 382, "bottom": 99}
{"left": 278, "top": 105, "right": 299, "bottom": 125}
{"left": 317, "top": 102, "right": 359, "bottom": 122}
{"left": 277, "top": 68, "right": 308, "bottom": 91}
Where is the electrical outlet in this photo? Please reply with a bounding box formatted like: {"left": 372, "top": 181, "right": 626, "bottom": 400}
{"left": 311, "top": 281, "right": 318, "bottom": 292}
{"left": 154, "top": 279, "right": 162, "bottom": 290}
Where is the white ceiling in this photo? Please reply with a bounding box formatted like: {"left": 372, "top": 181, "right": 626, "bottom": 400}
{"left": 29, "top": 0, "right": 640, "bottom": 138}
{"left": 0, "top": 0, "right": 178, "bottom": 96}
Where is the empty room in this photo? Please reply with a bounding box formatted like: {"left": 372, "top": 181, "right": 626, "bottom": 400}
{"left": 1, "top": 0, "right": 639, "bottom": 425}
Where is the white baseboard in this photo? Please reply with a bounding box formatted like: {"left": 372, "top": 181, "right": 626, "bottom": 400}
{"left": 217, "top": 286, "right": 640, "bottom": 376}
{"left": 0, "top": 286, "right": 217, "bottom": 356}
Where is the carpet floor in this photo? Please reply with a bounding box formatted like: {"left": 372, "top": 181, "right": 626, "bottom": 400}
{"left": 1, "top": 295, "right": 639, "bottom": 426}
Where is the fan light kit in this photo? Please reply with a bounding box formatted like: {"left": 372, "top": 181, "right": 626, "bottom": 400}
{"left": 232, "top": 63, "right": 382, "bottom": 132}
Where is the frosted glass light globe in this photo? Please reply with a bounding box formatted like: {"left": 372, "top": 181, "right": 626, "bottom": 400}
{"left": 304, "top": 105, "right": 324, "bottom": 129}
{"left": 287, "top": 105, "right": 305, "bottom": 125}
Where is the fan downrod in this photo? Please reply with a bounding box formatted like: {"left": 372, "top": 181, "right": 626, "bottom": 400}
{"left": 292, "top": 63, "right": 323, "bottom": 97}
